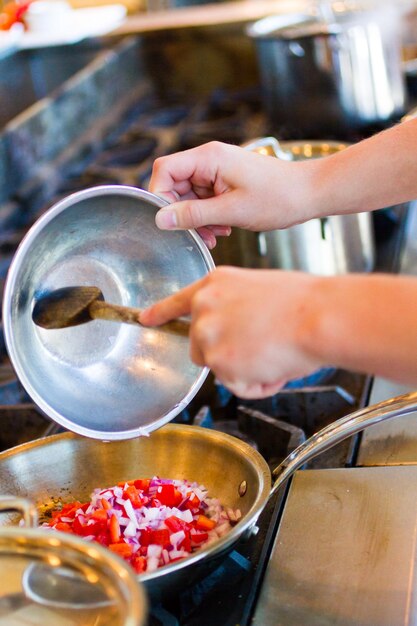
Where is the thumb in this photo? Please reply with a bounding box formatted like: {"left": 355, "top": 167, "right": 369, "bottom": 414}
{"left": 155, "top": 195, "right": 237, "bottom": 231}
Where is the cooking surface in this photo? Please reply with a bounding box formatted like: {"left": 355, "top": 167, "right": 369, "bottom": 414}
{"left": 253, "top": 465, "right": 417, "bottom": 626}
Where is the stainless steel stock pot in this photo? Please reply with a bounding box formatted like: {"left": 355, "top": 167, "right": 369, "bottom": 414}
{"left": 240, "top": 136, "right": 375, "bottom": 275}
{"left": 247, "top": 7, "right": 406, "bottom": 138}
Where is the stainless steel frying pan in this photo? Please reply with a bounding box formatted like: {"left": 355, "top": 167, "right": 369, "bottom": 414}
{"left": 0, "top": 391, "right": 416, "bottom": 598}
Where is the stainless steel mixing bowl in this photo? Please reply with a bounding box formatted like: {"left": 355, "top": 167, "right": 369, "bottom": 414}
{"left": 3, "top": 185, "right": 214, "bottom": 440}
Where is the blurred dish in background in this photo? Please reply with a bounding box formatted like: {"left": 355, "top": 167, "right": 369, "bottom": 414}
{"left": 23, "top": 0, "right": 73, "bottom": 34}
{"left": 0, "top": 21, "right": 23, "bottom": 57}
{"left": 19, "top": 1, "right": 125, "bottom": 48}
{"left": 247, "top": 5, "right": 407, "bottom": 138}
{"left": 0, "top": 0, "right": 31, "bottom": 31}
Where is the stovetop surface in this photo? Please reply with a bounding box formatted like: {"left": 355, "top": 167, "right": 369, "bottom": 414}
{"left": 252, "top": 465, "right": 417, "bottom": 626}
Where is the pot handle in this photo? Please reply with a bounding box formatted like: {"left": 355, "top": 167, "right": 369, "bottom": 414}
{"left": 0, "top": 496, "right": 38, "bottom": 528}
{"left": 241, "top": 136, "right": 293, "bottom": 161}
{"left": 241, "top": 136, "right": 293, "bottom": 260}
{"left": 271, "top": 390, "right": 417, "bottom": 496}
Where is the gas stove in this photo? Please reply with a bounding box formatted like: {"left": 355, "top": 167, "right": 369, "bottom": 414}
{"left": 0, "top": 49, "right": 411, "bottom": 625}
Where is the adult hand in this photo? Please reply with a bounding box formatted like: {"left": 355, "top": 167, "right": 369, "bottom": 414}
{"left": 149, "top": 141, "right": 315, "bottom": 249}
{"left": 139, "top": 266, "right": 323, "bottom": 398}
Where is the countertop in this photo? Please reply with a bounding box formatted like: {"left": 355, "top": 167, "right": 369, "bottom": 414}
{"left": 253, "top": 465, "right": 417, "bottom": 626}
{"left": 111, "top": 0, "right": 309, "bottom": 34}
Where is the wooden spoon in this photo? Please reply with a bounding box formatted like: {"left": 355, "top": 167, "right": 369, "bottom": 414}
{"left": 32, "top": 286, "right": 189, "bottom": 336}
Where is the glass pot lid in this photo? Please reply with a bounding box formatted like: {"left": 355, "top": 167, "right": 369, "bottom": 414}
{"left": 0, "top": 496, "right": 147, "bottom": 626}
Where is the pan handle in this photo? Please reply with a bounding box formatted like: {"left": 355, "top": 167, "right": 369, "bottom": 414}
{"left": 0, "top": 496, "right": 38, "bottom": 528}
{"left": 271, "top": 390, "right": 417, "bottom": 496}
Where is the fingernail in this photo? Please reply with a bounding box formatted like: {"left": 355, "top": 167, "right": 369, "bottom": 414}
{"left": 156, "top": 209, "right": 178, "bottom": 229}
{"left": 157, "top": 191, "right": 176, "bottom": 204}
{"left": 205, "top": 236, "right": 216, "bottom": 250}
{"left": 139, "top": 309, "right": 150, "bottom": 325}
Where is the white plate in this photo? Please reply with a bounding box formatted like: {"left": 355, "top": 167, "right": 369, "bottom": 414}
{"left": 17, "top": 4, "right": 126, "bottom": 49}
{"left": 0, "top": 22, "right": 24, "bottom": 58}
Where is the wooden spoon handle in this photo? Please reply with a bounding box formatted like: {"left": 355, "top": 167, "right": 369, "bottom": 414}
{"left": 88, "top": 300, "right": 189, "bottom": 336}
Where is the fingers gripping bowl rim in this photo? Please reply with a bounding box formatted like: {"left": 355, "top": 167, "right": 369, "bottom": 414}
{"left": 2, "top": 185, "right": 215, "bottom": 440}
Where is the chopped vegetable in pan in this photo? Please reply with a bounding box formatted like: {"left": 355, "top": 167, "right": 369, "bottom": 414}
{"left": 42, "top": 477, "right": 242, "bottom": 573}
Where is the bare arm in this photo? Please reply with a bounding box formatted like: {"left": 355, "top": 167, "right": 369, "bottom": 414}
{"left": 312, "top": 119, "right": 417, "bottom": 218}
{"left": 149, "top": 119, "right": 417, "bottom": 248}
{"left": 306, "top": 273, "right": 417, "bottom": 385}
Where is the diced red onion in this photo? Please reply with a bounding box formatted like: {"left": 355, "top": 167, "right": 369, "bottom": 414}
{"left": 170, "top": 530, "right": 185, "bottom": 546}
{"left": 147, "top": 544, "right": 163, "bottom": 559}
{"left": 215, "top": 522, "right": 231, "bottom": 536}
{"left": 123, "top": 521, "right": 137, "bottom": 537}
{"left": 146, "top": 556, "right": 160, "bottom": 572}
{"left": 169, "top": 549, "right": 189, "bottom": 560}
{"left": 123, "top": 498, "right": 139, "bottom": 526}
{"left": 46, "top": 476, "right": 241, "bottom": 574}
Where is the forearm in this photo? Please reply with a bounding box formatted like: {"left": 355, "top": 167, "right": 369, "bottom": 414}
{"left": 303, "top": 274, "right": 417, "bottom": 384}
{"left": 305, "top": 119, "right": 417, "bottom": 219}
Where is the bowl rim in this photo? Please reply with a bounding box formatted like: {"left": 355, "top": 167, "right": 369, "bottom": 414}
{"left": 2, "top": 184, "right": 215, "bottom": 440}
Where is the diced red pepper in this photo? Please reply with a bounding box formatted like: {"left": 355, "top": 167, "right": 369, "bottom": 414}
{"left": 117, "top": 479, "right": 135, "bottom": 487}
{"left": 109, "top": 542, "right": 133, "bottom": 557}
{"left": 183, "top": 492, "right": 201, "bottom": 510}
{"left": 54, "top": 522, "right": 73, "bottom": 533}
{"left": 46, "top": 475, "right": 224, "bottom": 575}
{"left": 157, "top": 484, "right": 182, "bottom": 508}
{"left": 149, "top": 529, "right": 170, "bottom": 547}
{"left": 195, "top": 515, "right": 216, "bottom": 531}
{"left": 60, "top": 501, "right": 83, "bottom": 517}
{"left": 165, "top": 515, "right": 189, "bottom": 533}
{"left": 179, "top": 530, "right": 191, "bottom": 552}
{"left": 109, "top": 514, "right": 121, "bottom": 543}
{"left": 95, "top": 532, "right": 111, "bottom": 546}
{"left": 134, "top": 479, "right": 150, "bottom": 491}
{"left": 123, "top": 485, "right": 143, "bottom": 508}
{"left": 101, "top": 498, "right": 112, "bottom": 510}
{"left": 190, "top": 529, "right": 208, "bottom": 544}
{"left": 72, "top": 515, "right": 106, "bottom": 537}
{"left": 139, "top": 529, "right": 151, "bottom": 547}
{"left": 91, "top": 509, "right": 108, "bottom": 522}
{"left": 72, "top": 517, "right": 90, "bottom": 536}
{"left": 132, "top": 555, "right": 147, "bottom": 573}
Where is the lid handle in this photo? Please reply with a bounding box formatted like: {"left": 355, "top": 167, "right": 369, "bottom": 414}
{"left": 241, "top": 136, "right": 293, "bottom": 161}
{"left": 271, "top": 390, "right": 417, "bottom": 496}
{"left": 0, "top": 496, "right": 38, "bottom": 528}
